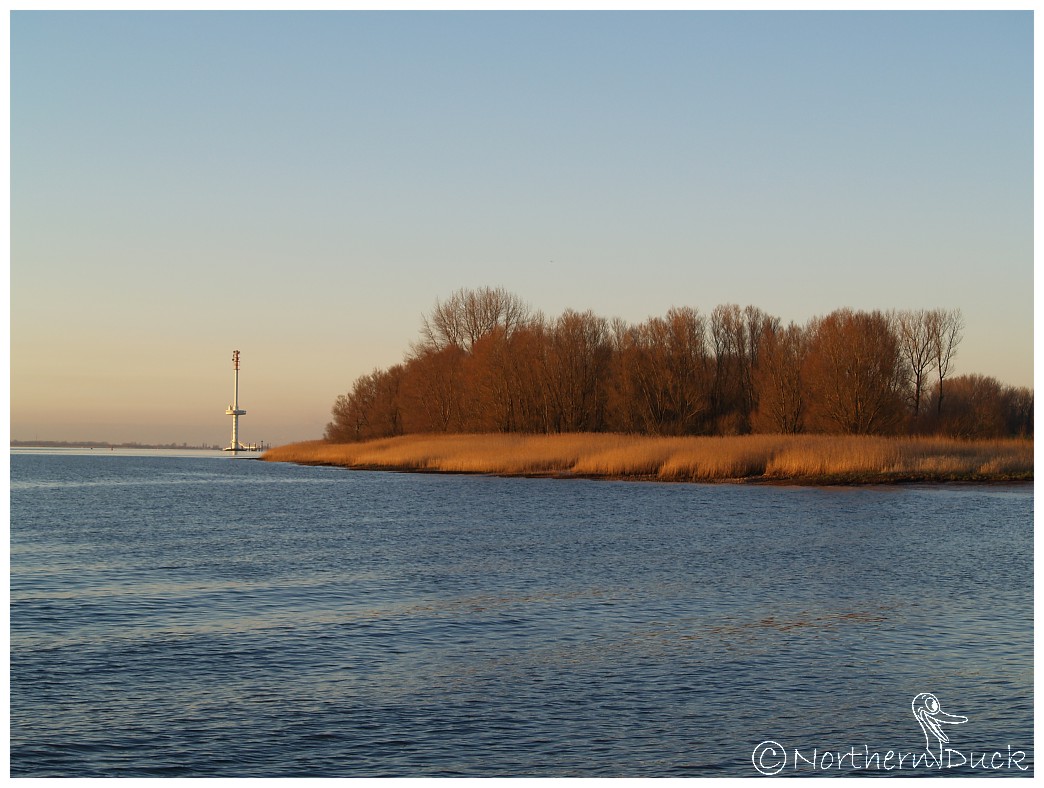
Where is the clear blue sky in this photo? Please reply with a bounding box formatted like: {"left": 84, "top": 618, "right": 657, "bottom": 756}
{"left": 11, "top": 10, "right": 1033, "bottom": 445}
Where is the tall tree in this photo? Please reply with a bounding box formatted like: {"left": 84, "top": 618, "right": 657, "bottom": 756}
{"left": 542, "top": 309, "right": 611, "bottom": 432}
{"left": 752, "top": 321, "right": 806, "bottom": 434}
{"left": 617, "top": 307, "right": 712, "bottom": 435}
{"left": 709, "top": 304, "right": 777, "bottom": 432}
{"left": 805, "top": 309, "right": 906, "bottom": 434}
{"left": 466, "top": 323, "right": 548, "bottom": 432}
{"left": 710, "top": 304, "right": 746, "bottom": 432}
{"left": 895, "top": 309, "right": 936, "bottom": 421}
{"left": 742, "top": 305, "right": 777, "bottom": 424}
{"left": 926, "top": 308, "right": 965, "bottom": 417}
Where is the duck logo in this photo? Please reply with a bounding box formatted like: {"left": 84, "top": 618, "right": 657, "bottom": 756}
{"left": 751, "top": 693, "right": 1030, "bottom": 774}
{"left": 911, "top": 692, "right": 966, "bottom": 752}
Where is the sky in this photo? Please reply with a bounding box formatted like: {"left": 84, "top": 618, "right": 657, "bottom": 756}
{"left": 9, "top": 10, "right": 1034, "bottom": 446}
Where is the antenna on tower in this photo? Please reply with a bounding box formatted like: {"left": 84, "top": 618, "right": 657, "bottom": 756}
{"left": 224, "top": 349, "right": 249, "bottom": 452}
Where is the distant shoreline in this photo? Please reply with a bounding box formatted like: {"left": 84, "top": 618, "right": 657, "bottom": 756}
{"left": 261, "top": 433, "right": 1032, "bottom": 486}
{"left": 11, "top": 441, "right": 224, "bottom": 451}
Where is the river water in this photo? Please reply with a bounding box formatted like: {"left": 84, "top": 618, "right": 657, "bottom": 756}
{"left": 10, "top": 449, "right": 1034, "bottom": 776}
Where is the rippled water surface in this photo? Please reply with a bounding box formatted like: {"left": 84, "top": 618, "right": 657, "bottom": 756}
{"left": 10, "top": 450, "right": 1033, "bottom": 776}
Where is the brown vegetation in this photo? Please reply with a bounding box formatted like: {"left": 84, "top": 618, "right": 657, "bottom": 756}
{"left": 324, "top": 288, "right": 1032, "bottom": 444}
{"left": 262, "top": 433, "right": 1032, "bottom": 484}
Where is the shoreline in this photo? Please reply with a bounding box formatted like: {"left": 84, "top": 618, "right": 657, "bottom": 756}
{"left": 274, "top": 460, "right": 1033, "bottom": 487}
{"left": 262, "top": 434, "right": 1033, "bottom": 487}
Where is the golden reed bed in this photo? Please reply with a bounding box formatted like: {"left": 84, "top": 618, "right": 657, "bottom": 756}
{"left": 261, "top": 433, "right": 1032, "bottom": 484}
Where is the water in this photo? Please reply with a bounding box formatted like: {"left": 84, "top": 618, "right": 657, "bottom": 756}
{"left": 10, "top": 450, "right": 1034, "bottom": 776}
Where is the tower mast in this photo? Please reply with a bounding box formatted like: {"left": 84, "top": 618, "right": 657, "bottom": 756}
{"left": 225, "top": 350, "right": 247, "bottom": 452}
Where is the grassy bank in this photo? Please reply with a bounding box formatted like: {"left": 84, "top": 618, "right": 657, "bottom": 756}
{"left": 261, "top": 433, "right": 1032, "bottom": 484}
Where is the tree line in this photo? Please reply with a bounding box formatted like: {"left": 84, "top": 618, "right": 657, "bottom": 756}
{"left": 325, "top": 287, "right": 1032, "bottom": 442}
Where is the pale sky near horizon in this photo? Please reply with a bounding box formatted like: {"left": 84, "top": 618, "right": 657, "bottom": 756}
{"left": 10, "top": 10, "right": 1034, "bottom": 446}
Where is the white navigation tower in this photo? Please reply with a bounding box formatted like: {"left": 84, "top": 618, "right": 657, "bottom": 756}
{"left": 225, "top": 349, "right": 248, "bottom": 452}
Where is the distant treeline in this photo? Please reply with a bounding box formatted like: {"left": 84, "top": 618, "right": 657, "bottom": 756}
{"left": 326, "top": 287, "right": 1033, "bottom": 442}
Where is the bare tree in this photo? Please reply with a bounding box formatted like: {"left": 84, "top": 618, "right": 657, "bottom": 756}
{"left": 926, "top": 308, "right": 965, "bottom": 417}
{"left": 708, "top": 304, "right": 777, "bottom": 432}
{"left": 894, "top": 309, "right": 936, "bottom": 421}
{"left": 752, "top": 321, "right": 806, "bottom": 433}
{"left": 401, "top": 345, "right": 466, "bottom": 432}
{"left": 325, "top": 366, "right": 404, "bottom": 441}
{"left": 616, "top": 307, "right": 712, "bottom": 435}
{"left": 466, "top": 322, "right": 547, "bottom": 432}
{"left": 421, "top": 286, "right": 530, "bottom": 352}
{"left": 325, "top": 392, "right": 362, "bottom": 442}
{"left": 1001, "top": 385, "right": 1034, "bottom": 437}
{"left": 543, "top": 309, "right": 611, "bottom": 432}
{"left": 805, "top": 309, "right": 906, "bottom": 434}
{"left": 743, "top": 305, "right": 777, "bottom": 421}
{"left": 925, "top": 374, "right": 1006, "bottom": 438}
{"left": 710, "top": 304, "right": 745, "bottom": 430}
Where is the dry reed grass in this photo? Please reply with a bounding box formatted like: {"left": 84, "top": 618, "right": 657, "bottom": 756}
{"left": 262, "top": 433, "right": 1032, "bottom": 484}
